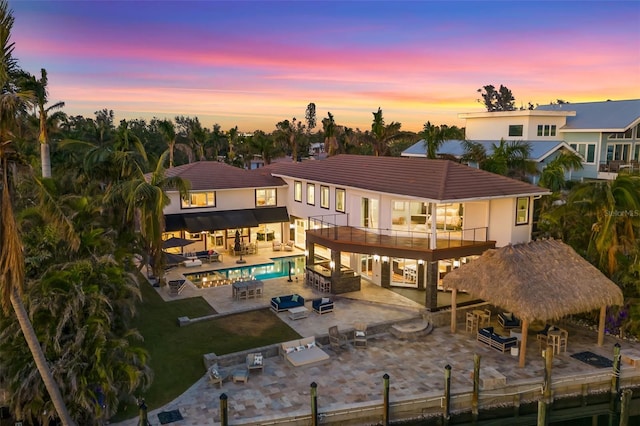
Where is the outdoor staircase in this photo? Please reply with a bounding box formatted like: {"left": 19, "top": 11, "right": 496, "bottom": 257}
{"left": 390, "top": 319, "right": 433, "bottom": 340}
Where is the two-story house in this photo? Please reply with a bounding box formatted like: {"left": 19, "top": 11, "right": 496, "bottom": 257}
{"left": 161, "top": 155, "right": 549, "bottom": 311}
{"left": 403, "top": 99, "right": 640, "bottom": 181}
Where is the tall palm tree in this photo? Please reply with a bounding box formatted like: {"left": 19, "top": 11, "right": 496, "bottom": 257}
{"left": 370, "top": 107, "right": 403, "bottom": 157}
{"left": 157, "top": 118, "right": 176, "bottom": 167}
{"left": 275, "top": 117, "right": 304, "bottom": 162}
{"left": 249, "top": 130, "right": 279, "bottom": 165}
{"left": 0, "top": 1, "right": 75, "bottom": 424}
{"left": 322, "top": 112, "right": 337, "bottom": 156}
{"left": 110, "top": 151, "right": 189, "bottom": 282}
{"left": 420, "top": 121, "right": 464, "bottom": 159}
{"left": 19, "top": 68, "right": 65, "bottom": 178}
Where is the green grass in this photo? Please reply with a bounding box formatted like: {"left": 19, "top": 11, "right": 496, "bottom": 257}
{"left": 113, "top": 281, "right": 301, "bottom": 421}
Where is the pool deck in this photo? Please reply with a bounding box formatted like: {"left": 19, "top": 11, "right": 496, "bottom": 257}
{"left": 118, "top": 250, "right": 640, "bottom": 425}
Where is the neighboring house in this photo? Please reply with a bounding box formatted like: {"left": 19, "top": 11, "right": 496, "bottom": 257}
{"left": 160, "top": 155, "right": 549, "bottom": 311}
{"left": 403, "top": 99, "right": 640, "bottom": 181}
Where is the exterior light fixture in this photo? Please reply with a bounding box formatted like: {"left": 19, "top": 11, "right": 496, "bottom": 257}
{"left": 373, "top": 255, "right": 380, "bottom": 261}
{"left": 417, "top": 259, "right": 424, "bottom": 265}
{"left": 329, "top": 261, "right": 335, "bottom": 269}
{"left": 381, "top": 256, "right": 389, "bottom": 263}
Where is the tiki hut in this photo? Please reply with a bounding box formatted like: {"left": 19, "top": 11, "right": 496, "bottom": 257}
{"left": 443, "top": 239, "right": 624, "bottom": 367}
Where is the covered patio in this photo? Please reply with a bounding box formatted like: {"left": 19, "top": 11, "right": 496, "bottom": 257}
{"left": 444, "top": 239, "right": 624, "bottom": 367}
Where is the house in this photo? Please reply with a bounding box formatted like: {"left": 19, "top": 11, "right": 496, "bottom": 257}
{"left": 403, "top": 99, "right": 640, "bottom": 181}
{"left": 160, "top": 155, "right": 549, "bottom": 311}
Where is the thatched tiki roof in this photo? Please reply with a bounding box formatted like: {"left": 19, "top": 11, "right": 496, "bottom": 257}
{"left": 443, "top": 239, "right": 623, "bottom": 367}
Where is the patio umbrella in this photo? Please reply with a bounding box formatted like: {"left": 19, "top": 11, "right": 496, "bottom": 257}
{"left": 234, "top": 230, "right": 246, "bottom": 264}
{"left": 162, "top": 237, "right": 198, "bottom": 249}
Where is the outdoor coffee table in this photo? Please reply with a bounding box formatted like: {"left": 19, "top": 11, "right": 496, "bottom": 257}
{"left": 232, "top": 369, "right": 249, "bottom": 383}
{"left": 288, "top": 306, "right": 309, "bottom": 320}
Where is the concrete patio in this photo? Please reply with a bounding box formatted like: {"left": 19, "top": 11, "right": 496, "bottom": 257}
{"left": 115, "top": 254, "right": 640, "bottom": 425}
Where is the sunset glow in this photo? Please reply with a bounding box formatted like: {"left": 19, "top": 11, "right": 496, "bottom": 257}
{"left": 11, "top": 1, "right": 640, "bottom": 132}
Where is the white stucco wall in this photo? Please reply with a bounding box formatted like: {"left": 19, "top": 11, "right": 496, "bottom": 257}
{"left": 163, "top": 187, "right": 288, "bottom": 215}
{"left": 465, "top": 114, "right": 567, "bottom": 141}
{"left": 487, "top": 197, "right": 534, "bottom": 246}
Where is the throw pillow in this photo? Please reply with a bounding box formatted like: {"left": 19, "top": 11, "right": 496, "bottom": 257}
{"left": 291, "top": 294, "right": 299, "bottom": 302}
{"left": 504, "top": 312, "right": 512, "bottom": 321}
{"left": 210, "top": 368, "right": 220, "bottom": 379}
{"left": 321, "top": 297, "right": 330, "bottom": 304}
{"left": 285, "top": 347, "right": 295, "bottom": 354}
{"left": 275, "top": 296, "right": 281, "bottom": 303}
{"left": 253, "top": 354, "right": 263, "bottom": 365}
{"left": 355, "top": 331, "right": 366, "bottom": 337}
{"left": 306, "top": 341, "right": 316, "bottom": 349}
{"left": 296, "top": 345, "right": 305, "bottom": 352}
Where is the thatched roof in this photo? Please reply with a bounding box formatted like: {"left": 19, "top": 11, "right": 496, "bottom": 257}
{"left": 443, "top": 239, "right": 623, "bottom": 322}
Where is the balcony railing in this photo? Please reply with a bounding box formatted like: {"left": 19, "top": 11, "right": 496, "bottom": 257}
{"left": 307, "top": 216, "right": 489, "bottom": 250}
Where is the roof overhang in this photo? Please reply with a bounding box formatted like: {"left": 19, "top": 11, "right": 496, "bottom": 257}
{"left": 164, "top": 207, "right": 289, "bottom": 233}
{"left": 459, "top": 110, "right": 576, "bottom": 119}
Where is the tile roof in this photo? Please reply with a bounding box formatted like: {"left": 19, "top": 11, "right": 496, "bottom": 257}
{"left": 267, "top": 155, "right": 549, "bottom": 202}
{"left": 403, "top": 140, "right": 568, "bottom": 162}
{"left": 536, "top": 99, "right": 640, "bottom": 130}
{"left": 163, "top": 161, "right": 286, "bottom": 191}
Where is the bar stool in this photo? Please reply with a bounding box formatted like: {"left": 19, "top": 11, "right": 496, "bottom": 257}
{"left": 466, "top": 312, "right": 478, "bottom": 333}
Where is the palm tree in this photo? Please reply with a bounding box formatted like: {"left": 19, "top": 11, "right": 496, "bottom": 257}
{"left": 275, "top": 117, "right": 304, "bottom": 162}
{"left": 322, "top": 112, "right": 338, "bottom": 156}
{"left": 19, "top": 68, "right": 65, "bottom": 178}
{"left": 539, "top": 151, "right": 584, "bottom": 192}
{"left": 157, "top": 118, "right": 176, "bottom": 167}
{"left": 249, "top": 130, "right": 279, "bottom": 165}
{"left": 0, "top": 1, "right": 75, "bottom": 424}
{"left": 420, "top": 121, "right": 464, "bottom": 159}
{"left": 110, "top": 151, "right": 189, "bottom": 282}
{"left": 370, "top": 107, "right": 403, "bottom": 156}
{"left": 569, "top": 175, "right": 640, "bottom": 276}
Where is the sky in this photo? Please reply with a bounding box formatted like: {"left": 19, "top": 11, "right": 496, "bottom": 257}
{"left": 9, "top": 0, "right": 640, "bottom": 133}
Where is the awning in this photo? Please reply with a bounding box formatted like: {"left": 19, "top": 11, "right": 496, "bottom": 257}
{"left": 164, "top": 207, "right": 289, "bottom": 233}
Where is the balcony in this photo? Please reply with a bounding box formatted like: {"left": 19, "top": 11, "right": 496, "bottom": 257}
{"left": 306, "top": 217, "right": 494, "bottom": 261}
{"left": 598, "top": 160, "right": 639, "bottom": 180}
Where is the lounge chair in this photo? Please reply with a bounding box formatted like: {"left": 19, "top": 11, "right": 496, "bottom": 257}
{"left": 284, "top": 241, "right": 295, "bottom": 251}
{"left": 272, "top": 241, "right": 282, "bottom": 251}
{"left": 246, "top": 352, "right": 264, "bottom": 374}
{"left": 498, "top": 312, "right": 521, "bottom": 329}
{"left": 328, "top": 326, "right": 349, "bottom": 351}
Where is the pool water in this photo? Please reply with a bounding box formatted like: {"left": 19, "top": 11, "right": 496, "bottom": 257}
{"left": 185, "top": 256, "right": 306, "bottom": 288}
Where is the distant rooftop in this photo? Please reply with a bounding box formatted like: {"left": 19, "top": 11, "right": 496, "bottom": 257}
{"left": 536, "top": 99, "right": 640, "bottom": 131}
{"left": 403, "top": 140, "right": 570, "bottom": 162}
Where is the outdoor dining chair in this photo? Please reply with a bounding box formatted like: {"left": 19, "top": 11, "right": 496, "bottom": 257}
{"left": 354, "top": 322, "right": 368, "bottom": 349}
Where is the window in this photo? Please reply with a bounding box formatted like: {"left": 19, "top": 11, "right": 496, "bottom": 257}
{"left": 307, "top": 183, "right": 315, "bottom": 205}
{"left": 537, "top": 124, "right": 557, "bottom": 137}
{"left": 609, "top": 129, "right": 633, "bottom": 139}
{"left": 255, "top": 188, "right": 276, "bottom": 206}
{"left": 607, "top": 143, "right": 631, "bottom": 161}
{"left": 185, "top": 231, "right": 203, "bottom": 241}
{"left": 181, "top": 191, "right": 215, "bottom": 208}
{"left": 294, "top": 181, "right": 302, "bottom": 202}
{"left": 320, "top": 186, "right": 330, "bottom": 209}
{"left": 569, "top": 143, "right": 596, "bottom": 163}
{"left": 515, "top": 197, "right": 529, "bottom": 225}
{"left": 634, "top": 144, "right": 640, "bottom": 161}
{"left": 508, "top": 125, "right": 523, "bottom": 137}
{"left": 335, "top": 188, "right": 345, "bottom": 213}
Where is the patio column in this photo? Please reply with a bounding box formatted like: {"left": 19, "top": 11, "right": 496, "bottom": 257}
{"left": 381, "top": 257, "right": 391, "bottom": 288}
{"left": 598, "top": 305, "right": 606, "bottom": 346}
{"left": 450, "top": 289, "right": 457, "bottom": 333}
{"left": 425, "top": 261, "right": 438, "bottom": 311}
{"left": 306, "top": 242, "right": 315, "bottom": 267}
{"left": 417, "top": 261, "right": 425, "bottom": 290}
{"left": 518, "top": 319, "right": 529, "bottom": 368}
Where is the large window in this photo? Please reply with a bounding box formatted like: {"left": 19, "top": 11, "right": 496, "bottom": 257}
{"left": 508, "top": 125, "right": 523, "bottom": 137}
{"left": 607, "top": 143, "right": 631, "bottom": 162}
{"left": 255, "top": 188, "right": 276, "bottom": 206}
{"left": 515, "top": 197, "right": 529, "bottom": 226}
{"left": 294, "top": 181, "right": 302, "bottom": 202}
{"left": 569, "top": 143, "right": 596, "bottom": 164}
{"left": 537, "top": 124, "right": 557, "bottom": 137}
{"left": 320, "top": 185, "right": 330, "bottom": 209}
{"left": 335, "top": 188, "right": 345, "bottom": 213}
{"left": 609, "top": 129, "right": 633, "bottom": 139}
{"left": 307, "top": 183, "right": 315, "bottom": 205}
{"left": 181, "top": 191, "right": 215, "bottom": 208}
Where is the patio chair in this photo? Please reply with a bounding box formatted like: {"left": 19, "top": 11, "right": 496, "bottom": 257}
{"left": 328, "top": 326, "right": 349, "bottom": 351}
{"left": 537, "top": 324, "right": 555, "bottom": 349}
{"left": 354, "top": 322, "right": 368, "bottom": 349}
{"left": 208, "top": 364, "right": 227, "bottom": 389}
{"left": 272, "top": 241, "right": 282, "bottom": 251}
{"left": 246, "top": 352, "right": 264, "bottom": 374}
{"left": 284, "top": 241, "right": 295, "bottom": 251}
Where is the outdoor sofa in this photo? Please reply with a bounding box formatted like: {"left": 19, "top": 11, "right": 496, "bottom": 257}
{"left": 312, "top": 297, "right": 334, "bottom": 314}
{"left": 477, "top": 327, "right": 518, "bottom": 353}
{"left": 497, "top": 312, "right": 521, "bottom": 329}
{"left": 279, "top": 336, "right": 330, "bottom": 367}
{"left": 270, "top": 294, "right": 305, "bottom": 313}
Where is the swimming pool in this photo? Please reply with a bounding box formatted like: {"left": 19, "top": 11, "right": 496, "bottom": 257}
{"left": 184, "top": 255, "right": 306, "bottom": 288}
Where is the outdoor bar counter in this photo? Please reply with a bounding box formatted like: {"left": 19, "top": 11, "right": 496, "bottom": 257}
{"left": 306, "top": 263, "right": 361, "bottom": 294}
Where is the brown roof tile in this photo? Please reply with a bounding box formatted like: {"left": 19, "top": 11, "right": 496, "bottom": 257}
{"left": 164, "top": 161, "right": 286, "bottom": 191}
{"left": 267, "top": 155, "right": 549, "bottom": 202}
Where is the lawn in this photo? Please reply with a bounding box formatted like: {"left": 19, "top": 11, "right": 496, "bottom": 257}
{"left": 113, "top": 280, "right": 301, "bottom": 421}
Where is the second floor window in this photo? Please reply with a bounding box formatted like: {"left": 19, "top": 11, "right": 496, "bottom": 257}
{"left": 335, "top": 188, "right": 345, "bottom": 213}
{"left": 320, "top": 186, "right": 330, "bottom": 209}
{"left": 508, "top": 125, "right": 523, "bottom": 137}
{"left": 515, "top": 197, "right": 529, "bottom": 225}
{"left": 294, "top": 181, "right": 302, "bottom": 202}
{"left": 537, "top": 124, "right": 557, "bottom": 137}
{"left": 569, "top": 143, "right": 596, "bottom": 163}
{"left": 256, "top": 188, "right": 276, "bottom": 206}
{"left": 307, "top": 183, "right": 315, "bottom": 205}
{"left": 181, "top": 191, "right": 215, "bottom": 208}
